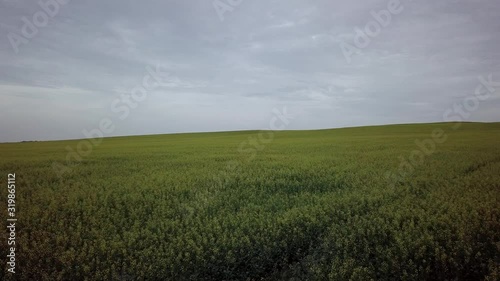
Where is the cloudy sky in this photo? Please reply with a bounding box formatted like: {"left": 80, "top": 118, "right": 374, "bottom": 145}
{"left": 0, "top": 0, "right": 499, "bottom": 142}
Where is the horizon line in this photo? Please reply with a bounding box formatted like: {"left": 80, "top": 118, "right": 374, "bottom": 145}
{"left": 1, "top": 120, "right": 499, "bottom": 144}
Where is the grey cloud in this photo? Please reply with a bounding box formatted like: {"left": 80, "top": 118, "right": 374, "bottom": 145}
{"left": 0, "top": 0, "right": 499, "bottom": 142}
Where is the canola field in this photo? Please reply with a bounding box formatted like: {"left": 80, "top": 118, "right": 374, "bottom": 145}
{"left": 0, "top": 122, "right": 499, "bottom": 280}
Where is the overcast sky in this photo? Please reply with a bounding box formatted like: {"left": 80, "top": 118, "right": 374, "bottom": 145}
{"left": 0, "top": 0, "right": 499, "bottom": 142}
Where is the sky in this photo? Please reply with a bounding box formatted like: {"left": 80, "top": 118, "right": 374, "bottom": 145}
{"left": 0, "top": 0, "right": 499, "bottom": 142}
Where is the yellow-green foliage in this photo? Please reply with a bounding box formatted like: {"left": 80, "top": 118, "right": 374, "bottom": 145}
{"left": 0, "top": 122, "right": 499, "bottom": 280}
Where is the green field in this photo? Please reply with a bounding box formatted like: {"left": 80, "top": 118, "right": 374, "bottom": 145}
{"left": 1, "top": 122, "right": 499, "bottom": 280}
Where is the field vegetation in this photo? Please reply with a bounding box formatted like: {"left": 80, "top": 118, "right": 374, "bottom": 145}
{"left": 0, "top": 122, "right": 499, "bottom": 280}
